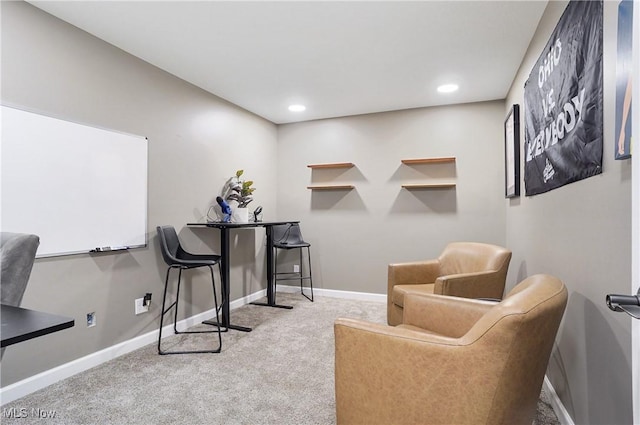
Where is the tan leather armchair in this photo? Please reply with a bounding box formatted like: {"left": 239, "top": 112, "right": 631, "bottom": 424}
{"left": 387, "top": 241, "right": 511, "bottom": 325}
{"left": 335, "top": 274, "right": 567, "bottom": 425}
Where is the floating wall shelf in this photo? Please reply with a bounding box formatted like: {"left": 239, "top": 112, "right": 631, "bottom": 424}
{"left": 307, "top": 162, "right": 355, "bottom": 169}
{"left": 400, "top": 157, "right": 456, "bottom": 189}
{"left": 307, "top": 162, "right": 355, "bottom": 190}
{"left": 307, "top": 185, "right": 355, "bottom": 190}
{"left": 402, "top": 183, "right": 456, "bottom": 189}
{"left": 401, "top": 157, "right": 456, "bottom": 165}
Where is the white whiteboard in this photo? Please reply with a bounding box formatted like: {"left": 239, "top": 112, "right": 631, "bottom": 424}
{"left": 1, "top": 105, "right": 148, "bottom": 257}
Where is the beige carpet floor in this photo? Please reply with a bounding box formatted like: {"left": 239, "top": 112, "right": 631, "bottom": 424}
{"left": 1, "top": 294, "right": 560, "bottom": 425}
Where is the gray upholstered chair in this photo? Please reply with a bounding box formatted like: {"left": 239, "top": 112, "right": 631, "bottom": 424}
{"left": 1, "top": 232, "right": 40, "bottom": 307}
{"left": 1, "top": 232, "right": 40, "bottom": 358}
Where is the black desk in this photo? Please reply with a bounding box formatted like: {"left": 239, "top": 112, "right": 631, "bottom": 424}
{"left": 1, "top": 304, "right": 74, "bottom": 348}
{"left": 188, "top": 221, "right": 298, "bottom": 332}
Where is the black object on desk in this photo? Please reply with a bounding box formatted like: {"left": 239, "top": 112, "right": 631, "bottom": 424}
{"left": 187, "top": 221, "right": 299, "bottom": 332}
{"left": 1, "top": 304, "right": 74, "bottom": 348}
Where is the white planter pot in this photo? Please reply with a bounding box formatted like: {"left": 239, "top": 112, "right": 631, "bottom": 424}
{"left": 233, "top": 207, "right": 249, "bottom": 223}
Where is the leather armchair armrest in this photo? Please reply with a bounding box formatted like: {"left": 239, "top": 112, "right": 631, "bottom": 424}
{"left": 434, "top": 270, "right": 505, "bottom": 299}
{"left": 402, "top": 293, "right": 494, "bottom": 338}
{"left": 388, "top": 259, "right": 440, "bottom": 291}
{"left": 335, "top": 317, "right": 459, "bottom": 344}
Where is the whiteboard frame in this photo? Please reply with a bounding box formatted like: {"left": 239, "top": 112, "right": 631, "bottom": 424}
{"left": 1, "top": 104, "right": 148, "bottom": 258}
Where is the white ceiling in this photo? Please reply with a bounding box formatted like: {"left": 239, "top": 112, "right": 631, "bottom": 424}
{"left": 28, "top": 1, "right": 548, "bottom": 124}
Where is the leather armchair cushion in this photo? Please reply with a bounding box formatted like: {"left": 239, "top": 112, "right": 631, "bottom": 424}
{"left": 400, "top": 291, "right": 495, "bottom": 338}
{"left": 390, "top": 283, "right": 435, "bottom": 307}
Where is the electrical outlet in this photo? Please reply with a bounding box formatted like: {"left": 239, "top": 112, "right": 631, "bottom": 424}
{"left": 293, "top": 264, "right": 300, "bottom": 273}
{"left": 86, "top": 312, "right": 96, "bottom": 327}
{"left": 135, "top": 297, "right": 149, "bottom": 315}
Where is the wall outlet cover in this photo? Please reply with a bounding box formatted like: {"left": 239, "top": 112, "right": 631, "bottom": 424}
{"left": 135, "top": 298, "right": 149, "bottom": 315}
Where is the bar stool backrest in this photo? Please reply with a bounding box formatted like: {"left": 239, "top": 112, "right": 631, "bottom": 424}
{"left": 157, "top": 226, "right": 181, "bottom": 266}
{"left": 273, "top": 223, "right": 307, "bottom": 247}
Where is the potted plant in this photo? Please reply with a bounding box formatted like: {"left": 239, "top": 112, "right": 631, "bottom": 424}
{"left": 223, "top": 170, "right": 255, "bottom": 222}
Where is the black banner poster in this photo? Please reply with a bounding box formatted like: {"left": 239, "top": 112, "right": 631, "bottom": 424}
{"left": 524, "top": 0, "right": 603, "bottom": 196}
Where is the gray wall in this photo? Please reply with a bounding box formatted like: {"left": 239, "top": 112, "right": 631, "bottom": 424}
{"left": 276, "top": 102, "right": 506, "bottom": 295}
{"left": 505, "top": 1, "right": 633, "bottom": 424}
{"left": 1, "top": 1, "right": 278, "bottom": 386}
{"left": 1, "top": 1, "right": 634, "bottom": 423}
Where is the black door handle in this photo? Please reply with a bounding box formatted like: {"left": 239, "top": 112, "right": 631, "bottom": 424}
{"left": 606, "top": 289, "right": 640, "bottom": 319}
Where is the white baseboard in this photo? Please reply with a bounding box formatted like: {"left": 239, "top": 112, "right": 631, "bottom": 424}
{"left": 276, "top": 284, "right": 386, "bottom": 302}
{"left": 2, "top": 288, "right": 380, "bottom": 404}
{"left": 0, "top": 289, "right": 267, "bottom": 405}
{"left": 543, "top": 376, "right": 575, "bottom": 425}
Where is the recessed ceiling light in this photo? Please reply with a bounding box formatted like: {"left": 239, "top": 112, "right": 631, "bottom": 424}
{"left": 437, "top": 84, "right": 459, "bottom": 93}
{"left": 288, "top": 104, "right": 306, "bottom": 112}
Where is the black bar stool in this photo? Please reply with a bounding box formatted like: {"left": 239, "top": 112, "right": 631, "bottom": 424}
{"left": 273, "top": 223, "right": 314, "bottom": 302}
{"left": 156, "top": 225, "right": 223, "bottom": 355}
